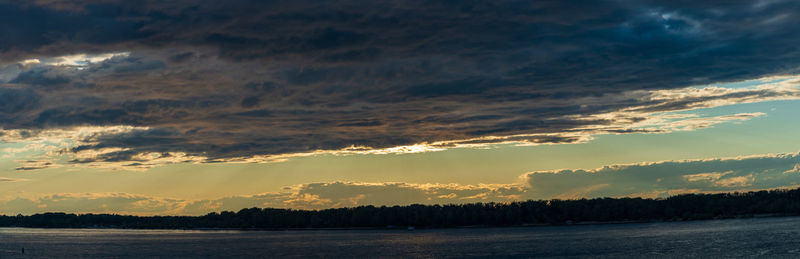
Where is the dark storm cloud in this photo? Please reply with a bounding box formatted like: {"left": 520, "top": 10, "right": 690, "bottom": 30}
{"left": 0, "top": 87, "right": 40, "bottom": 114}
{"left": 4, "top": 0, "right": 799, "bottom": 85}
{"left": 1, "top": 0, "right": 800, "bottom": 166}
{"left": 10, "top": 69, "right": 70, "bottom": 85}
{"left": 0, "top": 1, "right": 148, "bottom": 62}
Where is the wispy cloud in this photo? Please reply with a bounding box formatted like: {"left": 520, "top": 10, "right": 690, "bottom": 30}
{"left": 0, "top": 182, "right": 526, "bottom": 215}
{"left": 0, "top": 192, "right": 185, "bottom": 215}
{"left": 5, "top": 151, "right": 800, "bottom": 215}
{"left": 0, "top": 177, "right": 28, "bottom": 183}
{"left": 19, "top": 52, "right": 129, "bottom": 68}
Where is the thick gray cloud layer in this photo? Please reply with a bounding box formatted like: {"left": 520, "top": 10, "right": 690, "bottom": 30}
{"left": 1, "top": 0, "right": 799, "bottom": 166}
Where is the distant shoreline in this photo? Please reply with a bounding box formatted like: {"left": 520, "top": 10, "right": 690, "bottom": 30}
{"left": 4, "top": 188, "right": 800, "bottom": 231}
{"left": 1, "top": 213, "right": 796, "bottom": 232}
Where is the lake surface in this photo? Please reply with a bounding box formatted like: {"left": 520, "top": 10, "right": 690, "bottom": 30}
{"left": 3, "top": 216, "right": 800, "bottom": 258}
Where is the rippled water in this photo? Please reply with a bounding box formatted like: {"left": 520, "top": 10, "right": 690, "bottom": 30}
{"left": 3, "top": 216, "right": 800, "bottom": 258}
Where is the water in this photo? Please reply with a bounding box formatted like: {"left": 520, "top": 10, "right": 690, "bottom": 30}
{"left": 3, "top": 216, "right": 800, "bottom": 258}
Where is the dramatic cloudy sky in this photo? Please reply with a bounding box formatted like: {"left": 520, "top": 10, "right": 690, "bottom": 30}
{"left": 2, "top": 0, "right": 800, "bottom": 215}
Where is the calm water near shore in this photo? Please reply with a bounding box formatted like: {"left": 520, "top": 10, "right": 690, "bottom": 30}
{"left": 3, "top": 216, "right": 800, "bottom": 258}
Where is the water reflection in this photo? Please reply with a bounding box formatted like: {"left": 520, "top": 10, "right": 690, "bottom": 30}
{"left": 3, "top": 216, "right": 800, "bottom": 258}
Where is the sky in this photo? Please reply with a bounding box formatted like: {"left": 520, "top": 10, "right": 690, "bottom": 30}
{"left": 1, "top": 0, "right": 800, "bottom": 215}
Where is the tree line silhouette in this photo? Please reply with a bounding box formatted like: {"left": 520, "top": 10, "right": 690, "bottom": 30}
{"left": 3, "top": 188, "right": 800, "bottom": 229}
